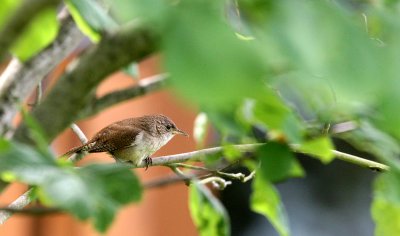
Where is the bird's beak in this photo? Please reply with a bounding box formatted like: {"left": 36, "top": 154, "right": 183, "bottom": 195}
{"left": 174, "top": 128, "right": 189, "bottom": 137}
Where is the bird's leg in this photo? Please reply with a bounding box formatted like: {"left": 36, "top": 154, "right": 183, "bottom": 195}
{"left": 144, "top": 156, "right": 152, "bottom": 170}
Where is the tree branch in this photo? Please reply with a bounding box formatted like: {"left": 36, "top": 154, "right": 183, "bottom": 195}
{"left": 0, "top": 143, "right": 389, "bottom": 220}
{"left": 0, "top": 10, "right": 84, "bottom": 136}
{"left": 0, "top": 189, "right": 32, "bottom": 224}
{"left": 0, "top": 0, "right": 61, "bottom": 60}
{"left": 78, "top": 73, "right": 167, "bottom": 119}
{"left": 332, "top": 150, "right": 389, "bottom": 171}
{"left": 13, "top": 21, "right": 159, "bottom": 144}
{"left": 133, "top": 143, "right": 389, "bottom": 172}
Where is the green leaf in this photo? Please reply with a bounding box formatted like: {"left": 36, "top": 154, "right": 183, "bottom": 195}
{"left": 298, "top": 136, "right": 334, "bottom": 164}
{"left": 66, "top": 0, "right": 118, "bottom": 42}
{"left": 223, "top": 145, "right": 243, "bottom": 162}
{"left": 257, "top": 142, "right": 295, "bottom": 182}
{"left": 253, "top": 93, "right": 305, "bottom": 144}
{"left": 0, "top": 0, "right": 20, "bottom": 29}
{"left": 273, "top": 71, "right": 338, "bottom": 123}
{"left": 0, "top": 140, "right": 57, "bottom": 184}
{"left": 21, "top": 108, "right": 50, "bottom": 155}
{"left": 0, "top": 140, "right": 142, "bottom": 232}
{"left": 106, "top": 0, "right": 167, "bottom": 24}
{"left": 339, "top": 120, "right": 400, "bottom": 169}
{"left": 288, "top": 159, "right": 305, "bottom": 178}
{"left": 11, "top": 7, "right": 58, "bottom": 61}
{"left": 250, "top": 173, "right": 290, "bottom": 236}
{"left": 163, "top": 1, "right": 266, "bottom": 110}
{"left": 189, "top": 183, "right": 230, "bottom": 236}
{"left": 372, "top": 172, "right": 400, "bottom": 236}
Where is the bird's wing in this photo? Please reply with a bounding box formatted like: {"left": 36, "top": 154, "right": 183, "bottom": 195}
{"left": 88, "top": 123, "right": 142, "bottom": 153}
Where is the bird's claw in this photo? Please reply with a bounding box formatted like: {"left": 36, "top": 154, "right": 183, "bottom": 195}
{"left": 144, "top": 157, "right": 152, "bottom": 170}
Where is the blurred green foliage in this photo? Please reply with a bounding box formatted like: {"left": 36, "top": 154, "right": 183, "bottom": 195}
{"left": 190, "top": 183, "right": 231, "bottom": 236}
{"left": 1, "top": 0, "right": 400, "bottom": 235}
{"left": 0, "top": 1, "right": 59, "bottom": 61}
{"left": 0, "top": 139, "right": 141, "bottom": 232}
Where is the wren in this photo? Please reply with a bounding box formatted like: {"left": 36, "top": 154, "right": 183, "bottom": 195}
{"left": 63, "top": 114, "right": 188, "bottom": 168}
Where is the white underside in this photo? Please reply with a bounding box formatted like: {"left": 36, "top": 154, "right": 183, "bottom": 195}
{"left": 113, "top": 131, "right": 174, "bottom": 166}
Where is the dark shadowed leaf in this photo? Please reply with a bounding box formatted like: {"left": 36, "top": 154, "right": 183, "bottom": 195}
{"left": 257, "top": 142, "right": 295, "bottom": 182}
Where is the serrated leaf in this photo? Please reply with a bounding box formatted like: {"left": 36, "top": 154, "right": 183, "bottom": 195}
{"left": 189, "top": 183, "right": 230, "bottom": 236}
{"left": 257, "top": 142, "right": 295, "bottom": 182}
{"left": 372, "top": 172, "right": 400, "bottom": 236}
{"left": 66, "top": 0, "right": 118, "bottom": 42}
{"left": 298, "top": 136, "right": 334, "bottom": 164}
{"left": 250, "top": 174, "right": 290, "bottom": 236}
{"left": 11, "top": 7, "right": 59, "bottom": 61}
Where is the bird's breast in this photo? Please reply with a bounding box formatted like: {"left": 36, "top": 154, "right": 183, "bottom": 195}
{"left": 113, "top": 131, "right": 174, "bottom": 166}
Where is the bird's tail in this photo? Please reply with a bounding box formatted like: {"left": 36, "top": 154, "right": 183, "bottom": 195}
{"left": 62, "top": 143, "right": 90, "bottom": 157}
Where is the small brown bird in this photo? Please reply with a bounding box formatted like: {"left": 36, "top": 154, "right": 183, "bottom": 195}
{"left": 63, "top": 115, "right": 188, "bottom": 168}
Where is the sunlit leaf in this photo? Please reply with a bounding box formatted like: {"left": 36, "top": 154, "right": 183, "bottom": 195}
{"left": 372, "top": 172, "right": 400, "bottom": 236}
{"left": 189, "top": 183, "right": 230, "bottom": 236}
{"left": 298, "top": 136, "right": 334, "bottom": 164}
{"left": 251, "top": 174, "right": 290, "bottom": 236}
{"left": 11, "top": 7, "right": 58, "bottom": 61}
{"left": 0, "top": 0, "right": 20, "bottom": 29}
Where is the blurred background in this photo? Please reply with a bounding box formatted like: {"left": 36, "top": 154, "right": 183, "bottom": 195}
{"left": 1, "top": 0, "right": 395, "bottom": 235}
{"left": 0, "top": 55, "right": 377, "bottom": 236}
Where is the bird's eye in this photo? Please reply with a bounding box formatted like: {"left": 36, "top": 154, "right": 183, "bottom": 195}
{"left": 166, "top": 125, "right": 172, "bottom": 130}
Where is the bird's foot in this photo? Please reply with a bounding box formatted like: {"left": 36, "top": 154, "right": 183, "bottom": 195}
{"left": 144, "top": 156, "right": 152, "bottom": 170}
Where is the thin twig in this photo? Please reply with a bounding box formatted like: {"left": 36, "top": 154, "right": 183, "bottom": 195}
{"left": 36, "top": 82, "right": 43, "bottom": 105}
{"left": 136, "top": 144, "right": 262, "bottom": 168}
{"left": 70, "top": 123, "right": 88, "bottom": 144}
{"left": 169, "top": 163, "right": 211, "bottom": 171}
{"left": 332, "top": 150, "right": 389, "bottom": 171}
{"left": 0, "top": 9, "right": 85, "bottom": 136}
{"left": 0, "top": 143, "right": 390, "bottom": 221}
{"left": 78, "top": 74, "right": 167, "bottom": 119}
{"left": 199, "top": 177, "right": 232, "bottom": 190}
{"left": 135, "top": 143, "right": 389, "bottom": 172}
{"left": 0, "top": 206, "right": 62, "bottom": 215}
